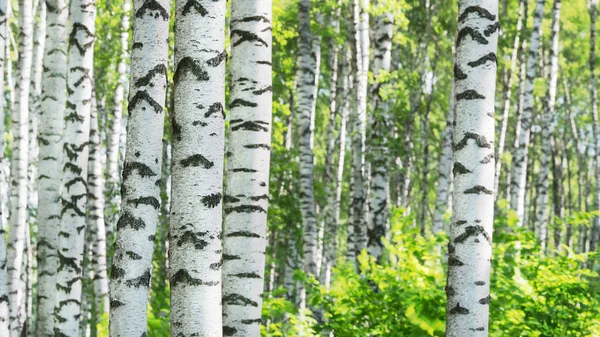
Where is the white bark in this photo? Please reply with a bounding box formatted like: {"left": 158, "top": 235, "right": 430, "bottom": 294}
{"left": 433, "top": 82, "right": 455, "bottom": 234}
{"left": 7, "top": 0, "right": 33, "bottom": 333}
{"left": 170, "top": 1, "right": 226, "bottom": 336}
{"left": 104, "top": 0, "right": 131, "bottom": 243}
{"left": 510, "top": 0, "right": 545, "bottom": 226}
{"left": 54, "top": 0, "right": 95, "bottom": 334}
{"left": 350, "top": 0, "right": 370, "bottom": 258}
{"left": 87, "top": 94, "right": 109, "bottom": 315}
{"left": 222, "top": 1, "right": 272, "bottom": 336}
{"left": 0, "top": 0, "right": 8, "bottom": 332}
{"left": 536, "top": 0, "right": 560, "bottom": 252}
{"left": 588, "top": 0, "right": 600, "bottom": 253}
{"left": 446, "top": 1, "right": 498, "bottom": 335}
{"left": 367, "top": 11, "right": 392, "bottom": 258}
{"left": 35, "top": 0, "right": 68, "bottom": 334}
{"left": 296, "top": 0, "right": 319, "bottom": 276}
{"left": 109, "top": 0, "right": 169, "bottom": 334}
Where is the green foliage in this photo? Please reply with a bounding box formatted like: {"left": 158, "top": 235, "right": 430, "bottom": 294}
{"left": 264, "top": 210, "right": 600, "bottom": 336}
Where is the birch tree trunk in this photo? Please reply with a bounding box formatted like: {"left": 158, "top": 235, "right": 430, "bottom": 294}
{"left": 367, "top": 11, "right": 392, "bottom": 258}
{"left": 7, "top": 0, "right": 33, "bottom": 333}
{"left": 109, "top": 0, "right": 169, "bottom": 334}
{"left": 54, "top": 0, "right": 95, "bottom": 334}
{"left": 104, "top": 0, "right": 131, "bottom": 246}
{"left": 433, "top": 83, "right": 455, "bottom": 234}
{"left": 0, "top": 0, "right": 9, "bottom": 332}
{"left": 222, "top": 1, "right": 272, "bottom": 335}
{"left": 588, "top": 0, "right": 600, "bottom": 253}
{"left": 351, "top": 0, "right": 370, "bottom": 257}
{"left": 446, "top": 1, "right": 498, "bottom": 335}
{"left": 87, "top": 93, "right": 109, "bottom": 316}
{"left": 510, "top": 0, "right": 545, "bottom": 226}
{"left": 494, "top": 0, "right": 525, "bottom": 196}
{"left": 170, "top": 1, "right": 226, "bottom": 336}
{"left": 535, "top": 0, "right": 560, "bottom": 252}
{"left": 296, "top": 0, "right": 319, "bottom": 276}
{"left": 36, "top": 0, "right": 68, "bottom": 334}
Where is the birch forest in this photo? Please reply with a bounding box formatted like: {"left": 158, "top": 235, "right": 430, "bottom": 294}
{"left": 0, "top": 0, "right": 599, "bottom": 336}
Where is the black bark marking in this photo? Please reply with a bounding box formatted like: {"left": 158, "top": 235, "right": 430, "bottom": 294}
{"left": 249, "top": 194, "right": 269, "bottom": 201}
{"left": 470, "top": 327, "right": 486, "bottom": 332}
{"left": 125, "top": 269, "right": 151, "bottom": 288}
{"left": 231, "top": 29, "right": 268, "bottom": 47}
{"left": 116, "top": 212, "right": 146, "bottom": 230}
{"left": 135, "top": 64, "right": 167, "bottom": 87}
{"left": 177, "top": 231, "right": 209, "bottom": 250}
{"left": 224, "top": 195, "right": 241, "bottom": 203}
{"left": 230, "top": 98, "right": 258, "bottom": 108}
{"left": 445, "top": 286, "right": 456, "bottom": 297}
{"left": 69, "top": 23, "right": 95, "bottom": 56}
{"left": 57, "top": 251, "right": 81, "bottom": 273}
{"left": 457, "top": 27, "right": 488, "bottom": 45}
{"left": 110, "top": 299, "right": 125, "bottom": 309}
{"left": 129, "top": 90, "right": 163, "bottom": 114}
{"left": 128, "top": 196, "right": 160, "bottom": 210}
{"left": 223, "top": 326, "right": 237, "bottom": 336}
{"left": 475, "top": 281, "right": 486, "bottom": 286}
{"left": 226, "top": 231, "right": 261, "bottom": 238}
{"left": 456, "top": 90, "right": 486, "bottom": 101}
{"left": 180, "top": 154, "right": 214, "bottom": 169}
{"left": 453, "top": 162, "right": 472, "bottom": 175}
{"left": 241, "top": 318, "right": 262, "bottom": 324}
{"left": 223, "top": 293, "right": 258, "bottom": 307}
{"left": 231, "top": 120, "right": 269, "bottom": 132}
{"left": 204, "top": 102, "right": 225, "bottom": 118}
{"left": 479, "top": 295, "right": 491, "bottom": 304}
{"left": 132, "top": 42, "right": 143, "bottom": 49}
{"left": 448, "top": 303, "right": 470, "bottom": 315}
{"left": 170, "top": 269, "right": 219, "bottom": 287}
{"left": 468, "top": 52, "right": 497, "bottom": 67}
{"left": 63, "top": 162, "right": 82, "bottom": 175}
{"left": 232, "top": 15, "right": 270, "bottom": 23}
{"left": 454, "top": 225, "right": 492, "bottom": 244}
{"left": 244, "top": 144, "right": 270, "bottom": 150}
{"left": 232, "top": 168, "right": 257, "bottom": 173}
{"left": 454, "top": 65, "right": 467, "bottom": 80}
{"left": 182, "top": 0, "right": 208, "bottom": 16}
{"left": 126, "top": 251, "right": 143, "bottom": 260}
{"left": 484, "top": 22, "right": 500, "bottom": 37}
{"left": 231, "top": 272, "right": 262, "bottom": 279}
{"left": 206, "top": 50, "right": 227, "bottom": 67}
{"left": 464, "top": 185, "right": 493, "bottom": 195}
{"left": 174, "top": 57, "right": 209, "bottom": 83}
{"left": 223, "top": 254, "right": 240, "bottom": 261}
{"left": 480, "top": 153, "right": 494, "bottom": 164}
{"left": 454, "top": 220, "right": 468, "bottom": 226}
{"left": 252, "top": 86, "right": 272, "bottom": 95}
{"left": 448, "top": 256, "right": 464, "bottom": 266}
{"left": 224, "top": 205, "right": 267, "bottom": 214}
{"left": 454, "top": 132, "right": 492, "bottom": 150}
{"left": 210, "top": 258, "right": 223, "bottom": 270}
{"left": 136, "top": 0, "right": 169, "bottom": 20}
{"left": 458, "top": 6, "right": 496, "bottom": 22}
{"left": 123, "top": 162, "right": 157, "bottom": 180}
{"left": 201, "top": 193, "right": 222, "bottom": 208}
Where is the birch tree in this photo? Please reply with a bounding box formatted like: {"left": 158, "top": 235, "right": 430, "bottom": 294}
{"left": 36, "top": 0, "right": 69, "bottom": 334}
{"left": 588, "top": 0, "right": 600, "bottom": 253}
{"left": 104, "top": 0, "right": 131, "bottom": 242}
{"left": 535, "top": 0, "right": 561, "bottom": 252}
{"left": 109, "top": 0, "right": 170, "bottom": 334}
{"left": 367, "top": 10, "right": 393, "bottom": 258}
{"left": 222, "top": 1, "right": 272, "bottom": 335}
{"left": 7, "top": 0, "right": 33, "bottom": 333}
{"left": 54, "top": 0, "right": 96, "bottom": 334}
{"left": 433, "top": 83, "right": 454, "bottom": 234}
{"left": 0, "top": 0, "right": 8, "bottom": 332}
{"left": 170, "top": 1, "right": 226, "bottom": 336}
{"left": 296, "top": 0, "right": 319, "bottom": 276}
{"left": 446, "top": 1, "right": 498, "bottom": 335}
{"left": 510, "top": 0, "right": 545, "bottom": 225}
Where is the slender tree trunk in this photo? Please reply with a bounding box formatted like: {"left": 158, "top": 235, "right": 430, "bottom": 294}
{"left": 367, "top": 11, "right": 392, "bottom": 258}
{"left": 351, "top": 0, "right": 370, "bottom": 258}
{"left": 433, "top": 82, "right": 455, "bottom": 234}
{"left": 170, "top": 1, "right": 226, "bottom": 336}
{"left": 588, "top": 0, "right": 600, "bottom": 253}
{"left": 222, "top": 1, "right": 272, "bottom": 335}
{"left": 296, "top": 0, "right": 319, "bottom": 276}
{"left": 87, "top": 93, "right": 109, "bottom": 316}
{"left": 0, "top": 0, "right": 9, "bottom": 332}
{"left": 446, "top": 1, "right": 498, "bottom": 335}
{"left": 104, "top": 0, "right": 131, "bottom": 247}
{"left": 35, "top": 0, "right": 68, "bottom": 334}
{"left": 54, "top": 0, "right": 96, "bottom": 334}
{"left": 109, "top": 0, "right": 169, "bottom": 334}
{"left": 495, "top": 0, "right": 525, "bottom": 196}
{"left": 510, "top": 0, "right": 545, "bottom": 226}
{"left": 7, "top": 0, "right": 33, "bottom": 333}
{"left": 551, "top": 135, "right": 565, "bottom": 251}
{"left": 536, "top": 0, "right": 561, "bottom": 253}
